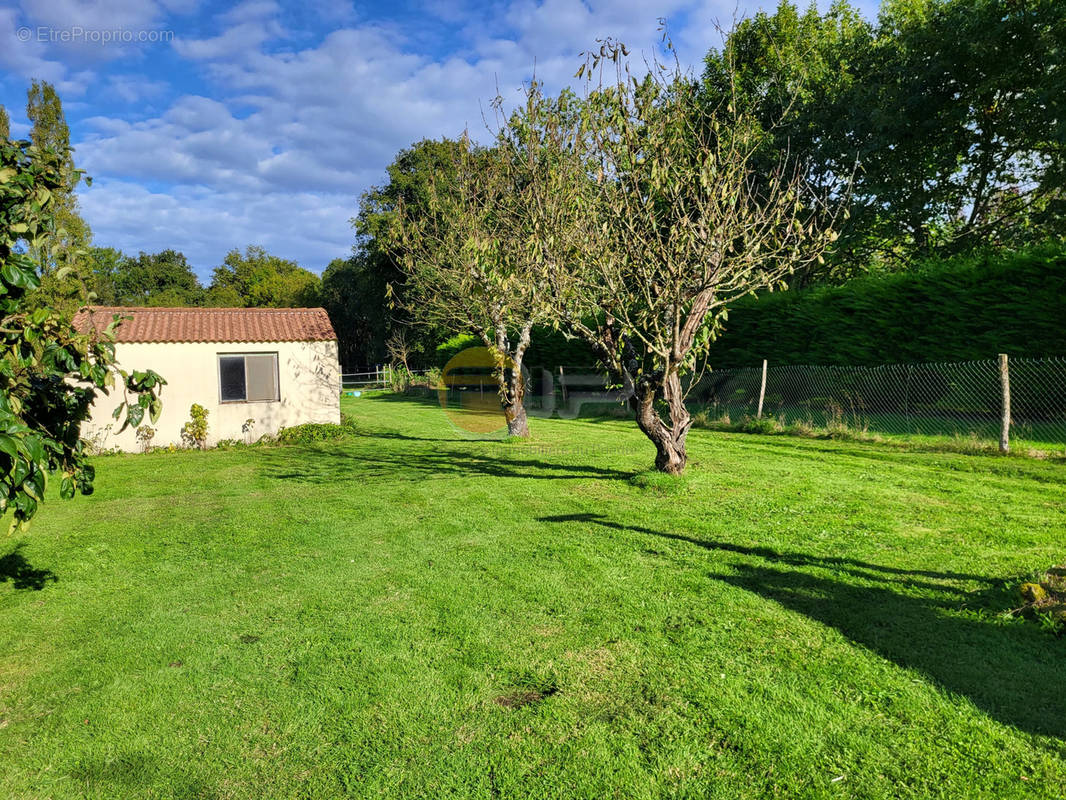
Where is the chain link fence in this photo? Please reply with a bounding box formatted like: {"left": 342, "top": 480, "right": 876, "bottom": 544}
{"left": 688, "top": 356, "right": 1066, "bottom": 450}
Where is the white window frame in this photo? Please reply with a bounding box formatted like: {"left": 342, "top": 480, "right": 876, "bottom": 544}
{"left": 217, "top": 352, "right": 281, "bottom": 403}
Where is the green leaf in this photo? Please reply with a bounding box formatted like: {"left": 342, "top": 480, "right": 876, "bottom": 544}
{"left": 126, "top": 404, "right": 145, "bottom": 428}
{"left": 0, "top": 433, "right": 17, "bottom": 460}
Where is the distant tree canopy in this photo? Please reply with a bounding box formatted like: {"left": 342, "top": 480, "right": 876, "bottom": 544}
{"left": 206, "top": 245, "right": 320, "bottom": 308}
{"left": 702, "top": 0, "right": 1066, "bottom": 280}
{"left": 89, "top": 248, "right": 204, "bottom": 307}
{"left": 78, "top": 245, "right": 321, "bottom": 311}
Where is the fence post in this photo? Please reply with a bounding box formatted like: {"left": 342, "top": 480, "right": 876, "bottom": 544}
{"left": 998, "top": 353, "right": 1010, "bottom": 453}
{"left": 756, "top": 359, "right": 768, "bottom": 419}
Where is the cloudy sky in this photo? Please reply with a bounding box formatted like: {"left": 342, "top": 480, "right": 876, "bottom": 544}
{"left": 0, "top": 0, "right": 878, "bottom": 280}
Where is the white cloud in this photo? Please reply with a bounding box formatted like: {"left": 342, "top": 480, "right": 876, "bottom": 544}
{"left": 173, "top": 0, "right": 286, "bottom": 60}
{"left": 80, "top": 179, "right": 354, "bottom": 275}
{"left": 71, "top": 0, "right": 882, "bottom": 275}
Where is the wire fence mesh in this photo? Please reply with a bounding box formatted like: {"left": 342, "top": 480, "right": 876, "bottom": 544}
{"left": 688, "top": 356, "right": 1066, "bottom": 449}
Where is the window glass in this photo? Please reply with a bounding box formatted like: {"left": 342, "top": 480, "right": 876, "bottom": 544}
{"left": 245, "top": 354, "right": 278, "bottom": 401}
{"left": 219, "top": 355, "right": 246, "bottom": 401}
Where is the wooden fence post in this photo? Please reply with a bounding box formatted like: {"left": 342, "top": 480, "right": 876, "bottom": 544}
{"left": 999, "top": 353, "right": 1010, "bottom": 453}
{"left": 756, "top": 359, "right": 768, "bottom": 419}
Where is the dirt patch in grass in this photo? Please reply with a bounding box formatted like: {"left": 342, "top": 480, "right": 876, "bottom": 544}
{"left": 493, "top": 688, "right": 555, "bottom": 709}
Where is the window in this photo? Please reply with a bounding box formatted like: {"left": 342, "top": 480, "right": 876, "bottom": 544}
{"left": 218, "top": 353, "right": 279, "bottom": 402}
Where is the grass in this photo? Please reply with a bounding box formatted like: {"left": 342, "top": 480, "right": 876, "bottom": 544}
{"left": 1, "top": 393, "right": 1065, "bottom": 798}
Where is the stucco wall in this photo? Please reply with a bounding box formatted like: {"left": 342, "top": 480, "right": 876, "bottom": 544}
{"left": 84, "top": 339, "right": 341, "bottom": 451}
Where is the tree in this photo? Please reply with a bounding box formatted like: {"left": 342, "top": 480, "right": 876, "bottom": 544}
{"left": 390, "top": 138, "right": 536, "bottom": 436}
{"left": 112, "top": 249, "right": 204, "bottom": 306}
{"left": 390, "top": 88, "right": 582, "bottom": 438}
{"left": 702, "top": 1, "right": 870, "bottom": 280}
{"left": 0, "top": 105, "right": 9, "bottom": 139}
{"left": 80, "top": 246, "right": 126, "bottom": 305}
{"left": 556, "top": 41, "right": 839, "bottom": 473}
{"left": 703, "top": 0, "right": 1066, "bottom": 273}
{"left": 352, "top": 139, "right": 468, "bottom": 367}
{"left": 319, "top": 254, "right": 396, "bottom": 370}
{"left": 0, "top": 137, "right": 163, "bottom": 530}
{"left": 27, "top": 81, "right": 92, "bottom": 274}
{"left": 206, "top": 246, "right": 319, "bottom": 308}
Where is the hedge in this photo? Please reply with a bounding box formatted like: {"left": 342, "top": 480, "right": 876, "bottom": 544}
{"left": 705, "top": 243, "right": 1066, "bottom": 368}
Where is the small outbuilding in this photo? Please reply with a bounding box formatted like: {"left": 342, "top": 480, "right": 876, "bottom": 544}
{"left": 74, "top": 306, "right": 341, "bottom": 451}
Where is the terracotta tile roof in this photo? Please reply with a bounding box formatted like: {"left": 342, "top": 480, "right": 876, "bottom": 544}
{"left": 72, "top": 306, "right": 337, "bottom": 344}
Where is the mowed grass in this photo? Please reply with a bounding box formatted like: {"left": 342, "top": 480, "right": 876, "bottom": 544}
{"left": 1, "top": 394, "right": 1066, "bottom": 799}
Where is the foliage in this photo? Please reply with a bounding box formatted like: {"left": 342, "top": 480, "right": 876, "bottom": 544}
{"left": 704, "top": 242, "right": 1066, "bottom": 368}
{"left": 435, "top": 333, "right": 479, "bottom": 368}
{"left": 389, "top": 89, "right": 584, "bottom": 438}
{"left": 1010, "top": 569, "right": 1066, "bottom": 636}
{"left": 319, "top": 253, "right": 394, "bottom": 370}
{"left": 276, "top": 414, "right": 362, "bottom": 444}
{"left": 0, "top": 105, "right": 9, "bottom": 139}
{"left": 135, "top": 425, "right": 156, "bottom": 453}
{"left": 26, "top": 81, "right": 92, "bottom": 277}
{"left": 207, "top": 245, "right": 320, "bottom": 308}
{"left": 385, "top": 365, "right": 414, "bottom": 393}
{"left": 84, "top": 248, "right": 205, "bottom": 307}
{"left": 0, "top": 137, "right": 164, "bottom": 529}
{"left": 703, "top": 0, "right": 1066, "bottom": 275}
{"left": 349, "top": 139, "right": 468, "bottom": 367}
{"left": 180, "top": 403, "right": 209, "bottom": 449}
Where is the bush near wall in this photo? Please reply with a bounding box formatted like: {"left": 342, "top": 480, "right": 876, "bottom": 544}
{"left": 705, "top": 243, "right": 1066, "bottom": 368}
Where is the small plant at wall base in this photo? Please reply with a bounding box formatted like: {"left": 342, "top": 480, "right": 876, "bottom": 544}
{"left": 181, "top": 404, "right": 209, "bottom": 449}
{"left": 135, "top": 425, "right": 156, "bottom": 453}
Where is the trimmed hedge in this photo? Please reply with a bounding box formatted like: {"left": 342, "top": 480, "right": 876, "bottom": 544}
{"left": 705, "top": 243, "right": 1066, "bottom": 368}
{"left": 434, "top": 244, "right": 1066, "bottom": 372}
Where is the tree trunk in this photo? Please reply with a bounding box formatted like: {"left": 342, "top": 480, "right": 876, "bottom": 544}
{"left": 629, "top": 370, "right": 690, "bottom": 474}
{"left": 498, "top": 361, "right": 530, "bottom": 438}
{"left": 493, "top": 323, "right": 532, "bottom": 439}
{"left": 504, "top": 396, "right": 530, "bottom": 437}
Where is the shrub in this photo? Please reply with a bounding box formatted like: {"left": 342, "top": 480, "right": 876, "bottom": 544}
{"left": 135, "top": 425, "right": 156, "bottom": 453}
{"left": 180, "top": 404, "right": 209, "bottom": 449}
{"left": 276, "top": 414, "right": 362, "bottom": 444}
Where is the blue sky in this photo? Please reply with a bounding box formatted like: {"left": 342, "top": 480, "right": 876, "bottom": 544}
{"left": 0, "top": 0, "right": 878, "bottom": 280}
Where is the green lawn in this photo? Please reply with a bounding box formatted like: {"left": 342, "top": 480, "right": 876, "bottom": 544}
{"left": 2, "top": 394, "right": 1065, "bottom": 799}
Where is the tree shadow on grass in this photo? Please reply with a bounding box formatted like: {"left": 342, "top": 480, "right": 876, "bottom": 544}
{"left": 0, "top": 543, "right": 57, "bottom": 590}
{"left": 260, "top": 446, "right": 633, "bottom": 485}
{"left": 540, "top": 512, "right": 1066, "bottom": 740}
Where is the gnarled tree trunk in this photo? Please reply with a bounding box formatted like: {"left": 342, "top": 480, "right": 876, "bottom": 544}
{"left": 629, "top": 369, "right": 691, "bottom": 474}
{"left": 502, "top": 374, "right": 530, "bottom": 437}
